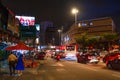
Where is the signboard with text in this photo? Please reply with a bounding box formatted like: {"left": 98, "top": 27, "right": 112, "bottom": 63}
{"left": 15, "top": 16, "right": 35, "bottom": 26}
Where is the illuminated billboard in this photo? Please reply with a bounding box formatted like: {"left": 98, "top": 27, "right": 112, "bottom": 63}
{"left": 15, "top": 16, "right": 35, "bottom": 26}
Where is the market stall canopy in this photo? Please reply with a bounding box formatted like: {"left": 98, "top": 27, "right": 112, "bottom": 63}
{"left": 5, "top": 42, "right": 34, "bottom": 50}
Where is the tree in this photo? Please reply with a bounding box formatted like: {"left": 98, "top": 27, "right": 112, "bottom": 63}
{"left": 101, "top": 33, "right": 120, "bottom": 50}
{"left": 75, "top": 33, "right": 88, "bottom": 51}
{"left": 86, "top": 37, "right": 99, "bottom": 48}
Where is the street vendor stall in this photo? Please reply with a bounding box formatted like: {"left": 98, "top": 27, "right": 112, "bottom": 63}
{"left": 5, "top": 42, "right": 38, "bottom": 68}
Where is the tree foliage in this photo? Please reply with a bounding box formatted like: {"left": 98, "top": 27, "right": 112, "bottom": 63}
{"left": 75, "top": 32, "right": 120, "bottom": 50}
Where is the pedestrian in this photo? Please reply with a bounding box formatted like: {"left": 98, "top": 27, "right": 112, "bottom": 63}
{"left": 8, "top": 52, "right": 18, "bottom": 76}
{"left": 15, "top": 54, "right": 25, "bottom": 76}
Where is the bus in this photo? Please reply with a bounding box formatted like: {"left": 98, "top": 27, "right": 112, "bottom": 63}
{"left": 59, "top": 44, "right": 78, "bottom": 60}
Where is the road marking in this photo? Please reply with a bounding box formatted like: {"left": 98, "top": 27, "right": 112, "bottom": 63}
{"left": 51, "top": 63, "right": 64, "bottom": 67}
{"left": 56, "top": 68, "right": 65, "bottom": 71}
{"left": 51, "top": 64, "right": 58, "bottom": 66}
{"left": 57, "top": 63, "right": 64, "bottom": 67}
{"left": 112, "top": 74, "right": 120, "bottom": 78}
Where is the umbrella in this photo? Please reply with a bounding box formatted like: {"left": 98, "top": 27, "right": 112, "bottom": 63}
{"left": 5, "top": 42, "right": 34, "bottom": 51}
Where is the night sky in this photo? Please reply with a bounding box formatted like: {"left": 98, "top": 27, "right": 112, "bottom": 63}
{"left": 1, "top": 0, "right": 120, "bottom": 28}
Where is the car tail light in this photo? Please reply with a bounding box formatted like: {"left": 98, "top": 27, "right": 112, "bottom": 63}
{"left": 88, "top": 56, "right": 91, "bottom": 59}
{"left": 118, "top": 55, "right": 120, "bottom": 59}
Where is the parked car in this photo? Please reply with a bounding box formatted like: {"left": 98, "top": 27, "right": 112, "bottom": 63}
{"left": 76, "top": 51, "right": 100, "bottom": 64}
{"left": 104, "top": 51, "right": 120, "bottom": 70}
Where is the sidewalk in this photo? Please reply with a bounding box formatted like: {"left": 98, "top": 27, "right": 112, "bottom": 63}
{"left": 0, "top": 59, "right": 40, "bottom": 80}
{"left": 0, "top": 59, "right": 12, "bottom": 80}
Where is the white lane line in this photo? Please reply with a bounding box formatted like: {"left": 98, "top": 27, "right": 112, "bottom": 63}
{"left": 51, "top": 63, "right": 64, "bottom": 67}
{"left": 57, "top": 63, "right": 64, "bottom": 67}
{"left": 112, "top": 74, "right": 120, "bottom": 78}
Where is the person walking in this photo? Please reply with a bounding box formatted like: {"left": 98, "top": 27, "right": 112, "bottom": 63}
{"left": 15, "top": 54, "right": 25, "bottom": 76}
{"left": 8, "top": 52, "right": 18, "bottom": 76}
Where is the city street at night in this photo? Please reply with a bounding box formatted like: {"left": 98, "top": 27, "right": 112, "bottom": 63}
{"left": 1, "top": 0, "right": 120, "bottom": 80}
{"left": 1, "top": 58, "right": 120, "bottom": 80}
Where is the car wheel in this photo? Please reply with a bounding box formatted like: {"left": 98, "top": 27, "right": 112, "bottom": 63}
{"left": 107, "top": 62, "right": 112, "bottom": 69}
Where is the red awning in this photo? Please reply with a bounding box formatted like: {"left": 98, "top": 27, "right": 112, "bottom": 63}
{"left": 5, "top": 42, "right": 34, "bottom": 50}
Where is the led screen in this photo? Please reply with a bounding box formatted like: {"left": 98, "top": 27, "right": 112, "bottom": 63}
{"left": 15, "top": 16, "right": 35, "bottom": 26}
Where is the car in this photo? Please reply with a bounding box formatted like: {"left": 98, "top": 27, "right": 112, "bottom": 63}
{"left": 103, "top": 53, "right": 111, "bottom": 63}
{"left": 76, "top": 53, "right": 88, "bottom": 64}
{"left": 76, "top": 51, "right": 100, "bottom": 64}
{"left": 103, "top": 51, "right": 120, "bottom": 63}
{"left": 104, "top": 52, "right": 120, "bottom": 70}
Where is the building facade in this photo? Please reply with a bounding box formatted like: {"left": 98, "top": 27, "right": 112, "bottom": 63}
{"left": 62, "top": 17, "right": 116, "bottom": 45}
{"left": 0, "top": 2, "right": 19, "bottom": 44}
{"left": 45, "top": 26, "right": 58, "bottom": 46}
{"left": 40, "top": 21, "right": 54, "bottom": 46}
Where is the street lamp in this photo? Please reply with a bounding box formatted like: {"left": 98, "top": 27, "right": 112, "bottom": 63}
{"left": 58, "top": 29, "right": 62, "bottom": 45}
{"left": 71, "top": 8, "right": 79, "bottom": 26}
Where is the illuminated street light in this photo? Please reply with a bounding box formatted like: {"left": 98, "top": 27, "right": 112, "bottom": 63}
{"left": 71, "top": 8, "right": 79, "bottom": 26}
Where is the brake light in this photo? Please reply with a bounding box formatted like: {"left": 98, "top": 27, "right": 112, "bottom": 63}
{"left": 118, "top": 55, "right": 120, "bottom": 59}
{"left": 88, "top": 56, "right": 91, "bottom": 59}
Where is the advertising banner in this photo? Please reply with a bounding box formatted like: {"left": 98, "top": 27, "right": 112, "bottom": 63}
{"left": 15, "top": 16, "right": 35, "bottom": 26}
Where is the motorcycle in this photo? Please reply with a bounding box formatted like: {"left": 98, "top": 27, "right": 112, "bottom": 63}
{"left": 56, "top": 54, "right": 61, "bottom": 61}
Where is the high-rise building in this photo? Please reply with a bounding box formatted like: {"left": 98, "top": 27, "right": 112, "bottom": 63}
{"left": 40, "top": 21, "right": 55, "bottom": 45}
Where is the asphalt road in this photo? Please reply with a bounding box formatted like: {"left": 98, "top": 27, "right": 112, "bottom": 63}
{"left": 1, "top": 58, "right": 120, "bottom": 80}
{"left": 22, "top": 58, "right": 120, "bottom": 80}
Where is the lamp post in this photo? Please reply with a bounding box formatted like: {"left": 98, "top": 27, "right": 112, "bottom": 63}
{"left": 71, "top": 8, "right": 79, "bottom": 26}
{"left": 58, "top": 29, "right": 62, "bottom": 45}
